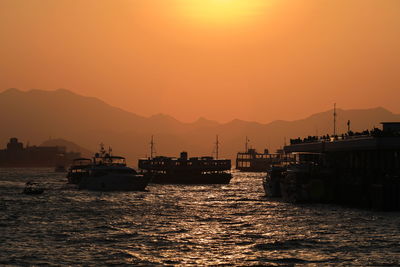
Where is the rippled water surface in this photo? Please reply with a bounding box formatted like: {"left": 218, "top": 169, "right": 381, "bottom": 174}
{"left": 1, "top": 168, "right": 400, "bottom": 266}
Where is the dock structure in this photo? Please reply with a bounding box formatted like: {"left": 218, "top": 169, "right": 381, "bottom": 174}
{"left": 284, "top": 122, "right": 400, "bottom": 210}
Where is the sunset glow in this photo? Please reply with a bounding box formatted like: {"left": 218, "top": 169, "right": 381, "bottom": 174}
{"left": 0, "top": 0, "right": 399, "bottom": 123}
{"left": 178, "top": 0, "right": 268, "bottom": 25}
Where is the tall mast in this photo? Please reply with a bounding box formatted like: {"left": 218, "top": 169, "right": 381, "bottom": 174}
{"left": 150, "top": 135, "right": 155, "bottom": 159}
{"left": 245, "top": 136, "right": 249, "bottom": 152}
{"left": 215, "top": 135, "right": 219, "bottom": 159}
{"left": 333, "top": 103, "right": 337, "bottom": 137}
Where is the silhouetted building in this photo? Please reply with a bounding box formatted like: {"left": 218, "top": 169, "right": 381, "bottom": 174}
{"left": 381, "top": 122, "right": 400, "bottom": 133}
{"left": 0, "top": 138, "right": 80, "bottom": 167}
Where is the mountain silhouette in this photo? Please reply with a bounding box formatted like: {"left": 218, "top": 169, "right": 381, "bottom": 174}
{"left": 1, "top": 88, "right": 399, "bottom": 166}
{"left": 40, "top": 138, "right": 93, "bottom": 158}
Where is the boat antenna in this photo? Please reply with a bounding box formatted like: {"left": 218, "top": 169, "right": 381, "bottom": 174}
{"left": 215, "top": 135, "right": 219, "bottom": 159}
{"left": 150, "top": 135, "right": 156, "bottom": 159}
{"left": 99, "top": 143, "right": 106, "bottom": 156}
{"left": 333, "top": 103, "right": 337, "bottom": 137}
{"left": 245, "top": 136, "right": 249, "bottom": 152}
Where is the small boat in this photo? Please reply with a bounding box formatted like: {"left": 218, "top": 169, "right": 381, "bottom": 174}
{"left": 23, "top": 181, "right": 44, "bottom": 195}
{"left": 72, "top": 145, "right": 150, "bottom": 191}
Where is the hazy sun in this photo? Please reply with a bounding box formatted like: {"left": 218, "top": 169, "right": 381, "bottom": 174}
{"left": 179, "top": 0, "right": 266, "bottom": 26}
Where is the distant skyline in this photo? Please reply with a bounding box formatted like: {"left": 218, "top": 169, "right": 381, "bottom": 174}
{"left": 1, "top": 0, "right": 399, "bottom": 123}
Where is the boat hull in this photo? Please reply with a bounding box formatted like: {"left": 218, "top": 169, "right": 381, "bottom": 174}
{"left": 280, "top": 171, "right": 326, "bottom": 203}
{"left": 263, "top": 166, "right": 286, "bottom": 197}
{"left": 67, "top": 172, "right": 88, "bottom": 184}
{"left": 150, "top": 173, "right": 232, "bottom": 184}
{"left": 237, "top": 167, "right": 269, "bottom": 172}
{"left": 78, "top": 174, "right": 150, "bottom": 191}
{"left": 263, "top": 175, "right": 281, "bottom": 198}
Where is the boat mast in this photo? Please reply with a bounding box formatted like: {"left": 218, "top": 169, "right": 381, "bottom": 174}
{"left": 333, "top": 103, "right": 337, "bottom": 137}
{"left": 100, "top": 143, "right": 106, "bottom": 156}
{"left": 215, "top": 135, "right": 219, "bottom": 159}
{"left": 150, "top": 135, "right": 155, "bottom": 159}
{"left": 245, "top": 136, "right": 249, "bottom": 152}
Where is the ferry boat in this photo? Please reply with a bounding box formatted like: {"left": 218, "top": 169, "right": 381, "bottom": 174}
{"left": 236, "top": 137, "right": 281, "bottom": 172}
{"left": 68, "top": 145, "right": 150, "bottom": 191}
{"left": 138, "top": 151, "right": 232, "bottom": 184}
{"left": 236, "top": 148, "right": 282, "bottom": 172}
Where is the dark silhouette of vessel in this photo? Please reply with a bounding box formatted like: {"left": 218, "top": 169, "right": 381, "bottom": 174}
{"left": 263, "top": 165, "right": 286, "bottom": 198}
{"left": 236, "top": 148, "right": 281, "bottom": 172}
{"left": 67, "top": 158, "right": 92, "bottom": 184}
{"left": 278, "top": 152, "right": 331, "bottom": 203}
{"left": 68, "top": 145, "right": 150, "bottom": 191}
{"left": 236, "top": 137, "right": 281, "bottom": 172}
{"left": 138, "top": 151, "right": 232, "bottom": 184}
{"left": 22, "top": 181, "right": 44, "bottom": 195}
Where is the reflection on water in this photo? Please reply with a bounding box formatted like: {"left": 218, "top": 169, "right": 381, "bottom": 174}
{"left": 1, "top": 169, "right": 400, "bottom": 265}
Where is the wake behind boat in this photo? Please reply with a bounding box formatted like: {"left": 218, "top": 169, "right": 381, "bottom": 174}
{"left": 67, "top": 145, "right": 150, "bottom": 191}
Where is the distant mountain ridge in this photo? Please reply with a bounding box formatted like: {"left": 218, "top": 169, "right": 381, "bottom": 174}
{"left": 40, "top": 138, "right": 93, "bottom": 158}
{"left": 1, "top": 88, "right": 399, "bottom": 166}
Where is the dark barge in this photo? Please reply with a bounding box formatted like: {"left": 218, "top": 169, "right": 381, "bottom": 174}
{"left": 138, "top": 151, "right": 232, "bottom": 184}
{"left": 283, "top": 122, "right": 400, "bottom": 211}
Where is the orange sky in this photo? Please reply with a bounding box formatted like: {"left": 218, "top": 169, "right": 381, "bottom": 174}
{"left": 0, "top": 0, "right": 399, "bottom": 123}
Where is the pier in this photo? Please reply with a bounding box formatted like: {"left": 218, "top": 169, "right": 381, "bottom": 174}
{"left": 284, "top": 123, "right": 400, "bottom": 210}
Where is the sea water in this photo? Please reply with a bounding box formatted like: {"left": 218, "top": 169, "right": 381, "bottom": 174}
{"left": 1, "top": 169, "right": 400, "bottom": 265}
